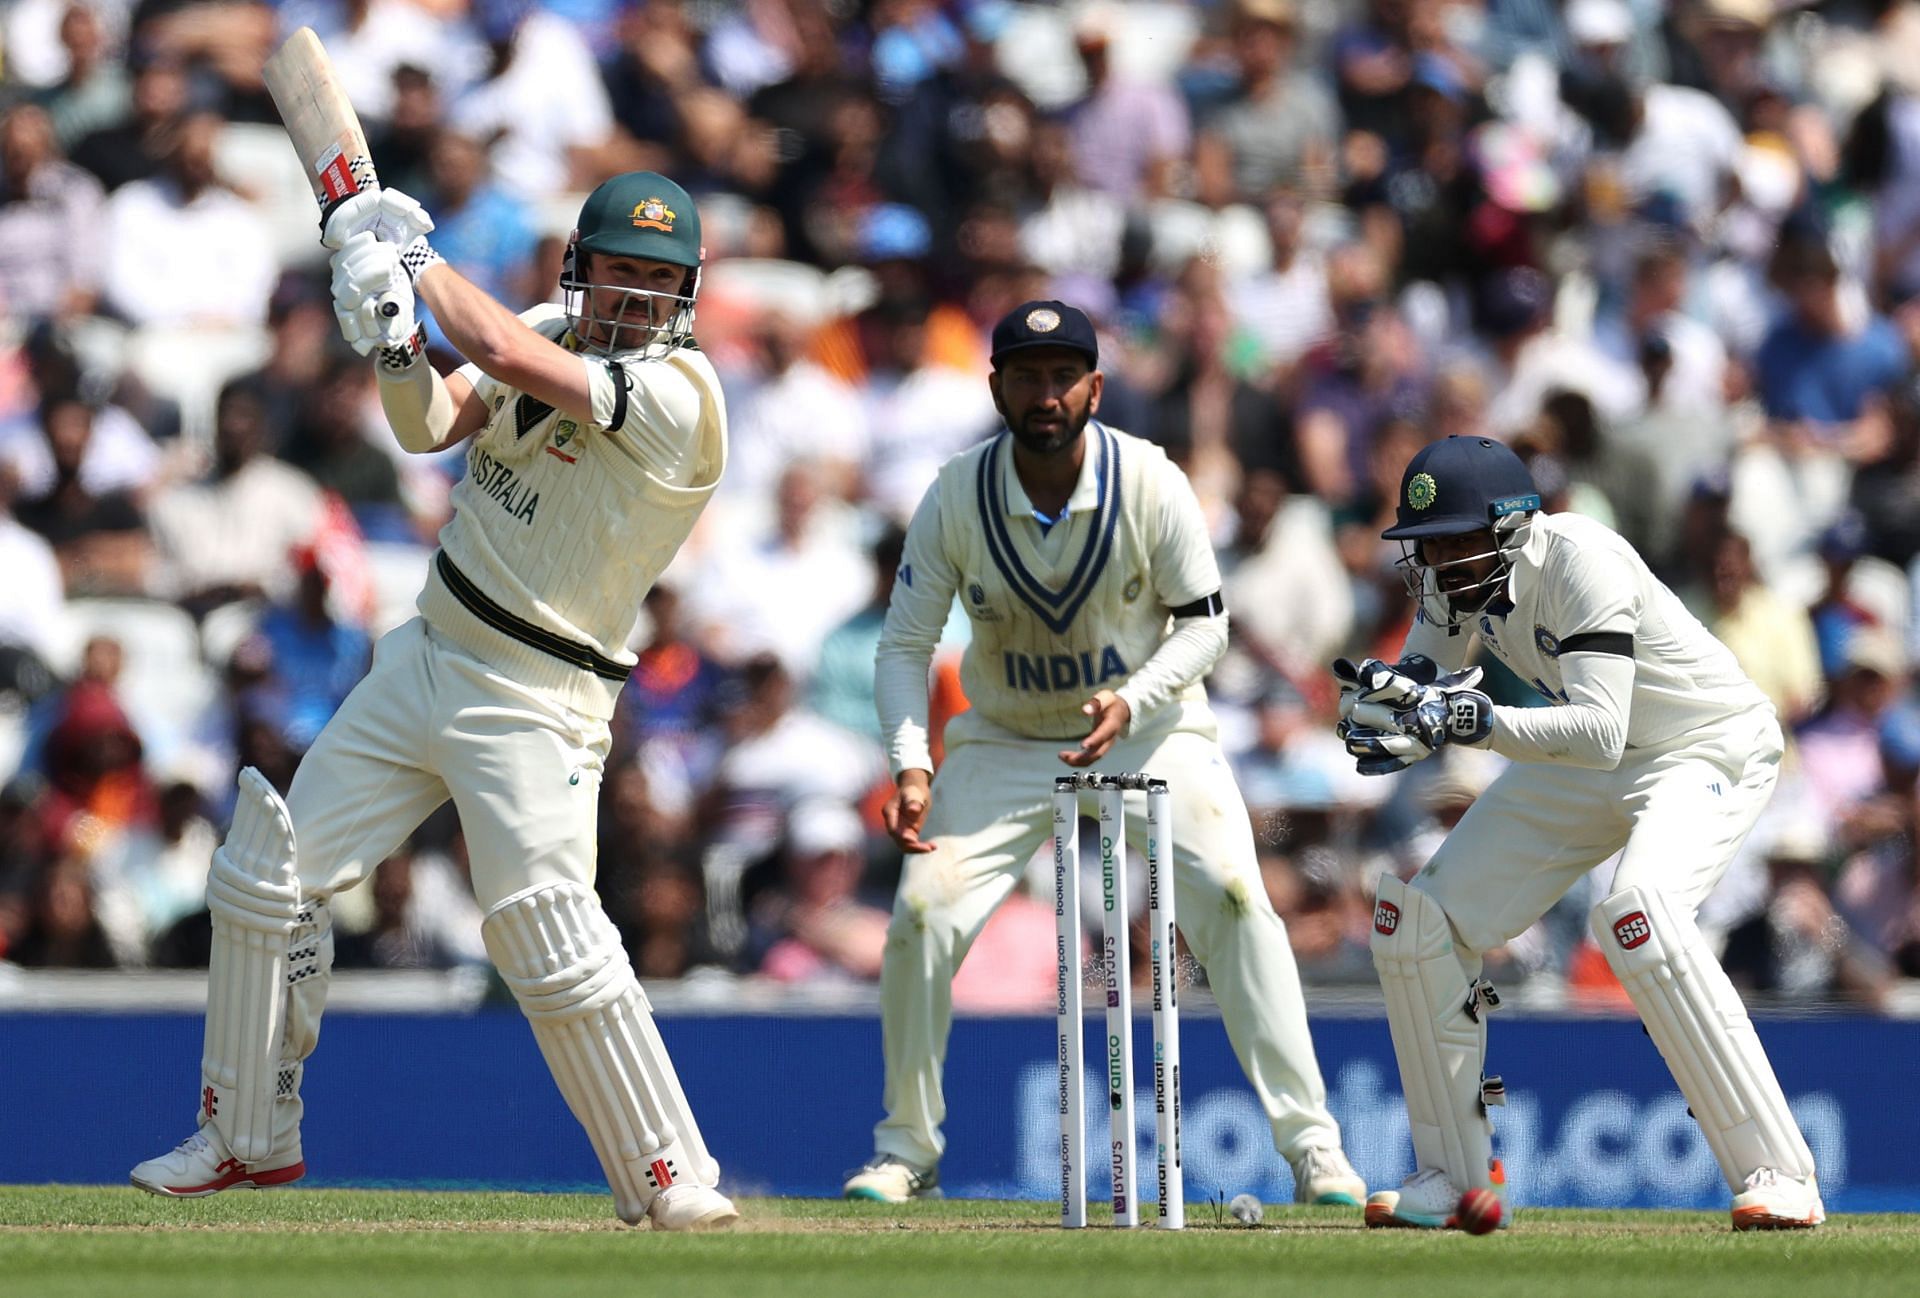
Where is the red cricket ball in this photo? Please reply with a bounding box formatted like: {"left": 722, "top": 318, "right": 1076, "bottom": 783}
{"left": 1455, "top": 1187, "right": 1502, "bottom": 1235}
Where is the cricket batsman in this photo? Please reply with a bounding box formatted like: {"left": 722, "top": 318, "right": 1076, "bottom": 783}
{"left": 1339, "top": 434, "right": 1824, "bottom": 1231}
{"left": 129, "top": 171, "right": 738, "bottom": 1230}
{"left": 842, "top": 300, "right": 1366, "bottom": 1207}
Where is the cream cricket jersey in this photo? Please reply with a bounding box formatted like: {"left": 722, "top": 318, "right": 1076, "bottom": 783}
{"left": 877, "top": 422, "right": 1221, "bottom": 773}
{"left": 1402, "top": 510, "right": 1771, "bottom": 756}
{"left": 420, "top": 306, "right": 726, "bottom": 720}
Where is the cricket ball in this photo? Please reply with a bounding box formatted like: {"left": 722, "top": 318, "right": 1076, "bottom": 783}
{"left": 1454, "top": 1187, "right": 1502, "bottom": 1235}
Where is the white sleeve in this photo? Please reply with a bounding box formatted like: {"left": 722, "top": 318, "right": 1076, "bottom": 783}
{"left": 589, "top": 357, "right": 704, "bottom": 486}
{"left": 1487, "top": 542, "right": 1639, "bottom": 769}
{"left": 1114, "top": 614, "right": 1228, "bottom": 726}
{"left": 875, "top": 487, "right": 960, "bottom": 777}
{"left": 1113, "top": 465, "right": 1229, "bottom": 723}
{"left": 1488, "top": 652, "right": 1634, "bottom": 769}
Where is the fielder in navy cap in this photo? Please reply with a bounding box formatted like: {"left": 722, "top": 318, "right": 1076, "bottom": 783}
{"left": 988, "top": 300, "right": 1102, "bottom": 459}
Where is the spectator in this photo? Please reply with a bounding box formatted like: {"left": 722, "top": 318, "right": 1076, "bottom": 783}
{"left": 10, "top": 848, "right": 119, "bottom": 967}
{"left": 418, "top": 129, "right": 542, "bottom": 348}
{"left": 611, "top": 581, "right": 730, "bottom": 793}
{"left": 68, "top": 50, "right": 189, "bottom": 193}
{"left": 753, "top": 799, "right": 888, "bottom": 982}
{"left": 1196, "top": 0, "right": 1336, "bottom": 202}
{"left": 0, "top": 102, "right": 104, "bottom": 321}
{"left": 716, "top": 309, "right": 867, "bottom": 511}
{"left": 450, "top": 0, "right": 622, "bottom": 193}
{"left": 688, "top": 459, "right": 870, "bottom": 676}
{"left": 332, "top": 848, "right": 464, "bottom": 970}
{"left": 1707, "top": 531, "right": 1823, "bottom": 728}
{"left": 147, "top": 381, "right": 324, "bottom": 617}
{"left": 13, "top": 394, "right": 152, "bottom": 596}
{"left": 1065, "top": 4, "right": 1190, "bottom": 205}
{"left": 1228, "top": 187, "right": 1332, "bottom": 377}
{"left": 0, "top": 464, "right": 68, "bottom": 683}
{"left": 850, "top": 294, "right": 999, "bottom": 522}
{"left": 285, "top": 355, "right": 406, "bottom": 538}
{"left": 1757, "top": 237, "right": 1909, "bottom": 473}
{"left": 98, "top": 108, "right": 275, "bottom": 328}
{"left": 809, "top": 524, "right": 905, "bottom": 742}
{"left": 252, "top": 546, "right": 373, "bottom": 754}
{"left": 1293, "top": 242, "right": 1427, "bottom": 507}
{"left": 30, "top": 4, "right": 132, "bottom": 153}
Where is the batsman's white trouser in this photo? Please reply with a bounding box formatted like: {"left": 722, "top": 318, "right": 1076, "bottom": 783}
{"left": 193, "top": 617, "right": 614, "bottom": 1161}
{"left": 1398, "top": 706, "right": 1812, "bottom": 1192}
{"left": 873, "top": 723, "right": 1341, "bottom": 1170}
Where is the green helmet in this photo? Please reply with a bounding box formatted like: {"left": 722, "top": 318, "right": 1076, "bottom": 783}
{"left": 573, "top": 171, "right": 702, "bottom": 268}
{"left": 563, "top": 171, "right": 702, "bottom": 357}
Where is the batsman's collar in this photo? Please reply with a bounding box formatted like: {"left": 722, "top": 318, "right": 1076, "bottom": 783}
{"left": 991, "top": 299, "right": 1098, "bottom": 370}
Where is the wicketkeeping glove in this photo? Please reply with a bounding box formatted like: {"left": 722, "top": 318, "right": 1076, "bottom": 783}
{"left": 1334, "top": 661, "right": 1493, "bottom": 775}
{"left": 329, "top": 232, "right": 417, "bottom": 357}
{"left": 320, "top": 186, "right": 436, "bottom": 251}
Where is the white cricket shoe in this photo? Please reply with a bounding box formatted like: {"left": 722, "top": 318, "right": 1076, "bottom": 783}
{"left": 647, "top": 1183, "right": 740, "bottom": 1231}
{"left": 1364, "top": 1168, "right": 1459, "bottom": 1229}
{"left": 1365, "top": 1160, "right": 1507, "bottom": 1230}
{"left": 1292, "top": 1146, "right": 1367, "bottom": 1206}
{"left": 842, "top": 1154, "right": 941, "bottom": 1203}
{"left": 1731, "top": 1169, "right": 1824, "bottom": 1231}
{"left": 130, "top": 1127, "right": 305, "bottom": 1198}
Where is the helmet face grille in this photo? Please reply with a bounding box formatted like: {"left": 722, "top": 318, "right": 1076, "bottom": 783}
{"left": 560, "top": 255, "right": 699, "bottom": 359}
{"left": 1395, "top": 513, "right": 1533, "bottom": 628}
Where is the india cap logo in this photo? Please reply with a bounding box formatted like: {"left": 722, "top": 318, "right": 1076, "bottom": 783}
{"left": 631, "top": 197, "right": 676, "bottom": 232}
{"left": 1407, "top": 471, "right": 1438, "bottom": 511}
{"left": 1026, "top": 307, "right": 1062, "bottom": 333}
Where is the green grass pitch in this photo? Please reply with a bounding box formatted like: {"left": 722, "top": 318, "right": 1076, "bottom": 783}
{"left": 3, "top": 1187, "right": 1917, "bottom": 1298}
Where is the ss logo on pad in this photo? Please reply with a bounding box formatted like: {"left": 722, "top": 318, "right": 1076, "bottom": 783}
{"left": 1613, "top": 911, "right": 1651, "bottom": 949}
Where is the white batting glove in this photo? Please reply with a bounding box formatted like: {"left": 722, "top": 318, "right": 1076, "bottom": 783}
{"left": 329, "top": 232, "right": 416, "bottom": 356}
{"left": 320, "top": 186, "right": 435, "bottom": 251}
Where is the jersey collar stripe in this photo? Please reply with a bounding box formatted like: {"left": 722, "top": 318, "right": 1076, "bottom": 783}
{"left": 975, "top": 423, "right": 1121, "bottom": 635}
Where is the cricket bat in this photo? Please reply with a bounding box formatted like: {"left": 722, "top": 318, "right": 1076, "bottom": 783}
{"left": 263, "top": 26, "right": 402, "bottom": 321}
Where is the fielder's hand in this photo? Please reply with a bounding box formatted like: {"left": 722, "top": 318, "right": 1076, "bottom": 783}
{"left": 1059, "top": 689, "right": 1130, "bottom": 767}
{"left": 329, "top": 232, "right": 415, "bottom": 356}
{"left": 883, "top": 769, "right": 937, "bottom": 854}
{"left": 321, "top": 186, "right": 435, "bottom": 251}
{"left": 1332, "top": 654, "right": 1446, "bottom": 721}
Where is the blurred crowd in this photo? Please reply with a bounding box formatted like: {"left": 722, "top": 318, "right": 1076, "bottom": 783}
{"left": 4, "top": 0, "right": 1920, "bottom": 1010}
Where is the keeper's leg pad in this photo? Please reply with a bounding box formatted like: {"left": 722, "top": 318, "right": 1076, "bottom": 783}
{"left": 1370, "top": 876, "right": 1498, "bottom": 1191}
{"left": 1591, "top": 886, "right": 1814, "bottom": 1190}
{"left": 202, "top": 767, "right": 318, "bottom": 1163}
{"left": 483, "top": 880, "right": 720, "bottom": 1224}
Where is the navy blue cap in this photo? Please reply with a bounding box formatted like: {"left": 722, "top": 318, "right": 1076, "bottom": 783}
{"left": 1383, "top": 435, "right": 1541, "bottom": 540}
{"left": 990, "top": 300, "right": 1099, "bottom": 370}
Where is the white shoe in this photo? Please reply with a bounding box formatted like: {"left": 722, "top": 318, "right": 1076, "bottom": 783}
{"left": 842, "top": 1154, "right": 941, "bottom": 1203}
{"left": 1366, "top": 1160, "right": 1509, "bottom": 1230}
{"left": 1292, "top": 1146, "right": 1366, "bottom": 1206}
{"left": 647, "top": 1183, "right": 739, "bottom": 1231}
{"left": 1731, "top": 1169, "right": 1824, "bottom": 1231}
{"left": 1364, "top": 1167, "right": 1460, "bottom": 1229}
{"left": 130, "top": 1127, "right": 305, "bottom": 1198}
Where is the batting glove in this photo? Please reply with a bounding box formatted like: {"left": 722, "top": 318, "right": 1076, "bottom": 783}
{"left": 320, "top": 186, "right": 435, "bottom": 251}
{"left": 329, "top": 232, "right": 416, "bottom": 356}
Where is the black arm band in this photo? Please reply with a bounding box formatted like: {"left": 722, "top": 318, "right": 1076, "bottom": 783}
{"left": 1558, "top": 631, "right": 1634, "bottom": 658}
{"left": 1169, "top": 591, "right": 1226, "bottom": 619}
{"left": 603, "top": 362, "right": 630, "bottom": 432}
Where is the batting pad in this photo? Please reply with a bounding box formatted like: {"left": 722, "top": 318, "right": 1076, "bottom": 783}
{"left": 1370, "top": 875, "right": 1496, "bottom": 1190}
{"left": 483, "top": 880, "right": 716, "bottom": 1224}
{"left": 1592, "top": 886, "right": 1814, "bottom": 1189}
{"left": 201, "top": 767, "right": 304, "bottom": 1163}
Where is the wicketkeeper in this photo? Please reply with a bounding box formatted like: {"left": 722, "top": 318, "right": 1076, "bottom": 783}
{"left": 1341, "top": 434, "right": 1823, "bottom": 1231}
